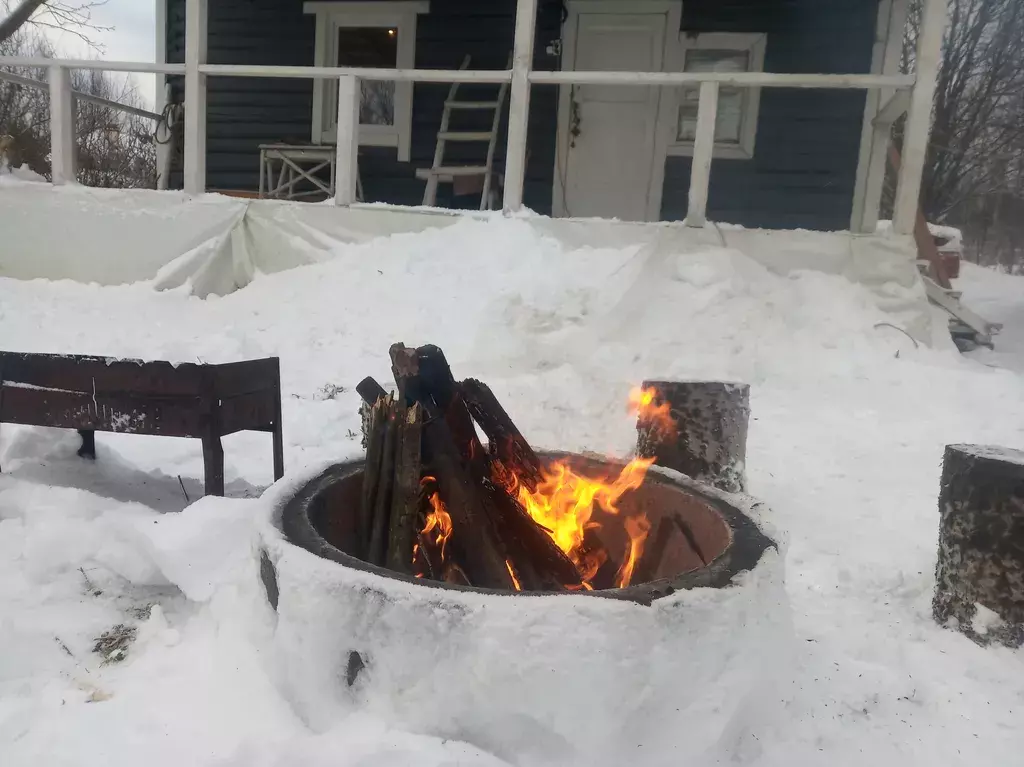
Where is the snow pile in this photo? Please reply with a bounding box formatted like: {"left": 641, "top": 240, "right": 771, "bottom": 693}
{"left": 0, "top": 164, "right": 47, "bottom": 185}
{"left": 0, "top": 216, "right": 1023, "bottom": 765}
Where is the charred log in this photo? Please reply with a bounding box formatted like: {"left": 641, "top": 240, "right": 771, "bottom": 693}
{"left": 367, "top": 397, "right": 400, "bottom": 566}
{"left": 461, "top": 378, "right": 543, "bottom": 491}
{"left": 386, "top": 403, "right": 424, "bottom": 574}
{"left": 487, "top": 480, "right": 583, "bottom": 590}
{"left": 420, "top": 414, "right": 516, "bottom": 589}
{"left": 358, "top": 398, "right": 387, "bottom": 559}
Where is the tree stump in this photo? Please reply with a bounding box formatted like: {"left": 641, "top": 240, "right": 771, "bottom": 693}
{"left": 635, "top": 380, "right": 750, "bottom": 494}
{"left": 932, "top": 444, "right": 1024, "bottom": 648}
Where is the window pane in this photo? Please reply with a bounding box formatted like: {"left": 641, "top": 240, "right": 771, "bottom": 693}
{"left": 337, "top": 27, "right": 398, "bottom": 126}
{"left": 676, "top": 49, "right": 750, "bottom": 144}
{"left": 685, "top": 49, "right": 749, "bottom": 74}
{"left": 714, "top": 88, "right": 743, "bottom": 143}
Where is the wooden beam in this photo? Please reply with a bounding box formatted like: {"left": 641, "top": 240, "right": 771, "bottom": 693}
{"left": 0, "top": 57, "right": 186, "bottom": 74}
{"left": 874, "top": 89, "right": 911, "bottom": 126}
{"left": 686, "top": 81, "right": 718, "bottom": 228}
{"left": 530, "top": 71, "right": 914, "bottom": 88}
{"left": 0, "top": 70, "right": 161, "bottom": 120}
{"left": 502, "top": 0, "right": 538, "bottom": 214}
{"left": 200, "top": 64, "right": 511, "bottom": 83}
{"left": 893, "top": 0, "right": 946, "bottom": 235}
{"left": 183, "top": 0, "right": 208, "bottom": 196}
{"left": 48, "top": 65, "right": 75, "bottom": 185}
{"left": 334, "top": 75, "right": 360, "bottom": 206}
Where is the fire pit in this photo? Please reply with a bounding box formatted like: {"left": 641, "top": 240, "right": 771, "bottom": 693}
{"left": 255, "top": 344, "right": 790, "bottom": 765}
{"left": 277, "top": 450, "right": 772, "bottom": 604}
{"left": 257, "top": 456, "right": 788, "bottom": 766}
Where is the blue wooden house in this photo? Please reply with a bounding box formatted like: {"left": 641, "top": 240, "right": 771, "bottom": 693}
{"left": 159, "top": 0, "right": 926, "bottom": 233}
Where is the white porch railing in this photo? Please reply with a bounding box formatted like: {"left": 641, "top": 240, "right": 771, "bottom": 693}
{"left": 0, "top": 0, "right": 946, "bottom": 236}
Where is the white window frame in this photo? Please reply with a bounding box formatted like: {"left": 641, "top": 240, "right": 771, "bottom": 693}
{"left": 303, "top": 1, "right": 429, "bottom": 161}
{"left": 667, "top": 32, "right": 766, "bottom": 160}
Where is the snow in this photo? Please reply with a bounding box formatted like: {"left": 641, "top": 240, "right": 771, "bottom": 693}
{"left": 1, "top": 211, "right": 1023, "bottom": 766}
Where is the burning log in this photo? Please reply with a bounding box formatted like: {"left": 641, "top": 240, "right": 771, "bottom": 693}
{"left": 359, "top": 397, "right": 387, "bottom": 558}
{"left": 367, "top": 396, "right": 400, "bottom": 566}
{"left": 487, "top": 482, "right": 583, "bottom": 591}
{"left": 354, "top": 342, "right": 659, "bottom": 593}
{"left": 385, "top": 403, "right": 423, "bottom": 574}
{"left": 461, "top": 378, "right": 544, "bottom": 491}
{"left": 634, "top": 380, "right": 750, "bottom": 494}
{"left": 419, "top": 412, "right": 516, "bottom": 589}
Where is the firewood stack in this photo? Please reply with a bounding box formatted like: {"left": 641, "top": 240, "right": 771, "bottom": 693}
{"left": 354, "top": 343, "right": 585, "bottom": 591}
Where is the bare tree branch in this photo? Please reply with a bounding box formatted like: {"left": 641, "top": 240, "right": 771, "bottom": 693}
{"left": 0, "top": 1, "right": 110, "bottom": 52}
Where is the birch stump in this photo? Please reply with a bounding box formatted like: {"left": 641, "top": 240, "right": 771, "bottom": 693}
{"left": 933, "top": 444, "right": 1024, "bottom": 648}
{"left": 636, "top": 380, "right": 750, "bottom": 494}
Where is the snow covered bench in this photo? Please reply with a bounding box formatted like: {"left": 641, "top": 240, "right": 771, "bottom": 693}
{"left": 0, "top": 351, "right": 284, "bottom": 497}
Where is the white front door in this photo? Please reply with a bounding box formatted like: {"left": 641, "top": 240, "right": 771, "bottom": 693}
{"left": 557, "top": 11, "right": 668, "bottom": 221}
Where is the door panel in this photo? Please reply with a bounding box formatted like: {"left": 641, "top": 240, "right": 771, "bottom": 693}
{"left": 561, "top": 12, "right": 666, "bottom": 221}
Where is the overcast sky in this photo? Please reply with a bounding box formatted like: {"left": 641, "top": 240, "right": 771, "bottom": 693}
{"left": 44, "top": 0, "right": 158, "bottom": 105}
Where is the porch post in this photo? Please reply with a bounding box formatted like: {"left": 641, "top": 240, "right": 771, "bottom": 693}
{"left": 184, "top": 0, "right": 208, "bottom": 195}
{"left": 851, "top": 0, "right": 909, "bottom": 233}
{"left": 686, "top": 81, "right": 719, "bottom": 228}
{"left": 334, "top": 75, "right": 360, "bottom": 206}
{"left": 502, "top": 0, "right": 539, "bottom": 214}
{"left": 155, "top": 0, "right": 170, "bottom": 191}
{"left": 892, "top": 0, "right": 946, "bottom": 235}
{"left": 48, "top": 65, "right": 75, "bottom": 185}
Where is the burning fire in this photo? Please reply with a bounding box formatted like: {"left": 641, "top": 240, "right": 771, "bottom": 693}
{"left": 628, "top": 386, "right": 676, "bottom": 438}
{"left": 503, "top": 456, "right": 656, "bottom": 589}
{"left": 414, "top": 387, "right": 673, "bottom": 591}
{"left": 420, "top": 478, "right": 453, "bottom": 560}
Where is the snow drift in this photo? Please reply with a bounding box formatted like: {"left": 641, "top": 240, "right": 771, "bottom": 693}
{"left": 0, "top": 184, "right": 933, "bottom": 342}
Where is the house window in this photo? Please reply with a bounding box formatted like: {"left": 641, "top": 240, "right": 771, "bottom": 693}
{"left": 669, "top": 33, "right": 766, "bottom": 160}
{"left": 304, "top": 2, "right": 430, "bottom": 161}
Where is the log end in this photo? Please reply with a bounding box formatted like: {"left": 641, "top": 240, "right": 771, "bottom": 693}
{"left": 933, "top": 443, "right": 1024, "bottom": 648}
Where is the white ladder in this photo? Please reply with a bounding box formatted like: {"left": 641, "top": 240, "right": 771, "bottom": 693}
{"left": 416, "top": 54, "right": 510, "bottom": 211}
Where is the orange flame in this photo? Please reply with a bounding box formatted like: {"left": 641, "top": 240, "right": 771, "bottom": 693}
{"left": 505, "top": 560, "right": 523, "bottom": 591}
{"left": 420, "top": 478, "right": 453, "bottom": 561}
{"left": 506, "top": 456, "right": 655, "bottom": 589}
{"left": 628, "top": 386, "right": 676, "bottom": 438}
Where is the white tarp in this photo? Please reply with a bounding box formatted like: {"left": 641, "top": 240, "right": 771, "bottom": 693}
{"left": 0, "top": 182, "right": 933, "bottom": 342}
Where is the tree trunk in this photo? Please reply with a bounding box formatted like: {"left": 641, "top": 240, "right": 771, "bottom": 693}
{"left": 0, "top": 0, "right": 47, "bottom": 46}
{"left": 636, "top": 380, "right": 750, "bottom": 494}
{"left": 933, "top": 444, "right": 1024, "bottom": 648}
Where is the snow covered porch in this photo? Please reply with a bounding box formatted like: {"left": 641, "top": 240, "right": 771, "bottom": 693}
{"left": 148, "top": 0, "right": 944, "bottom": 234}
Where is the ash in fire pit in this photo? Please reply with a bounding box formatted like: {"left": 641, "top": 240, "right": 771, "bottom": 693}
{"left": 288, "top": 343, "right": 767, "bottom": 599}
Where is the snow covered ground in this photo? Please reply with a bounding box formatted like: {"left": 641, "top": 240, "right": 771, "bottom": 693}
{"left": 0, "top": 216, "right": 1022, "bottom": 766}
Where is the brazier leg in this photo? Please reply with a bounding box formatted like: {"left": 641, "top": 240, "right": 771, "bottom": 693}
{"left": 272, "top": 385, "right": 284, "bottom": 482}
{"left": 202, "top": 434, "right": 225, "bottom": 497}
{"left": 77, "top": 429, "right": 96, "bottom": 459}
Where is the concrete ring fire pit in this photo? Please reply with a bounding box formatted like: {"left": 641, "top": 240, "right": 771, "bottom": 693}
{"left": 257, "top": 451, "right": 791, "bottom": 767}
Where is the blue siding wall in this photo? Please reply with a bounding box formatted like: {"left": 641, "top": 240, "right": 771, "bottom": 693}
{"left": 166, "top": 0, "right": 878, "bottom": 230}
{"left": 166, "top": 0, "right": 562, "bottom": 211}
{"left": 666, "top": 0, "right": 878, "bottom": 230}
